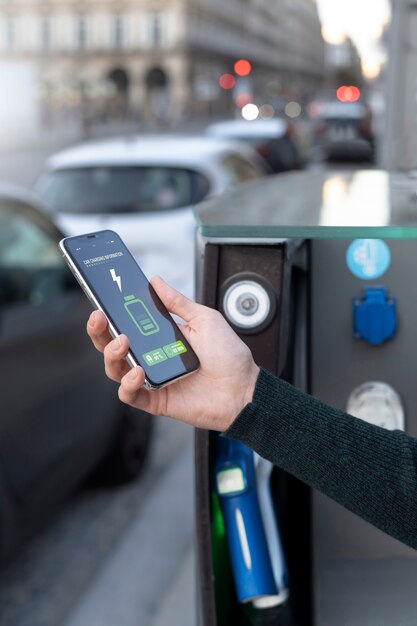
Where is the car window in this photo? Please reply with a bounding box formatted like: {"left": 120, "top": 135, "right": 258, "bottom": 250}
{"left": 220, "top": 154, "right": 264, "bottom": 187}
{"left": 38, "top": 166, "right": 211, "bottom": 215}
{"left": 0, "top": 201, "right": 64, "bottom": 307}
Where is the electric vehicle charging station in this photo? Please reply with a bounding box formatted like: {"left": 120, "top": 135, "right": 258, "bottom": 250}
{"left": 194, "top": 170, "right": 417, "bottom": 626}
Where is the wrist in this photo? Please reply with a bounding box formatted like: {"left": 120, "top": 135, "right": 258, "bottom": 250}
{"left": 243, "top": 363, "right": 260, "bottom": 409}
{"left": 222, "top": 362, "right": 260, "bottom": 432}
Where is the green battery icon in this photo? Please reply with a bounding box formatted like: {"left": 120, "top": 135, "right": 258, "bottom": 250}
{"left": 124, "top": 295, "right": 159, "bottom": 336}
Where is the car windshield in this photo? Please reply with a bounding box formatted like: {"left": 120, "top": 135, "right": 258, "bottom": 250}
{"left": 39, "top": 166, "right": 211, "bottom": 214}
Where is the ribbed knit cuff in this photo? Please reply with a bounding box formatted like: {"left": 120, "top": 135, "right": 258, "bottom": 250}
{"left": 226, "top": 367, "right": 311, "bottom": 446}
{"left": 226, "top": 367, "right": 280, "bottom": 439}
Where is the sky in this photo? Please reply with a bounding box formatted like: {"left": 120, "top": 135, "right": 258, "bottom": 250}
{"left": 316, "top": 0, "right": 391, "bottom": 78}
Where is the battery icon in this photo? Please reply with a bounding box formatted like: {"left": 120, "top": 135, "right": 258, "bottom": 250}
{"left": 124, "top": 295, "right": 160, "bottom": 336}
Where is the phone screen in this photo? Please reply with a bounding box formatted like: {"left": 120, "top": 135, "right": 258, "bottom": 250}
{"left": 63, "top": 230, "right": 199, "bottom": 387}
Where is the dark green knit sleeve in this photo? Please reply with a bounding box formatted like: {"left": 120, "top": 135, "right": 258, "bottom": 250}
{"left": 225, "top": 368, "right": 417, "bottom": 549}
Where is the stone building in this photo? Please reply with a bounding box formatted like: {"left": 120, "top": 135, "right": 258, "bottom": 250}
{"left": 0, "top": 0, "right": 324, "bottom": 127}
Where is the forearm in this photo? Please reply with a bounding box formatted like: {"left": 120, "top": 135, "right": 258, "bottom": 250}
{"left": 226, "top": 368, "right": 417, "bottom": 549}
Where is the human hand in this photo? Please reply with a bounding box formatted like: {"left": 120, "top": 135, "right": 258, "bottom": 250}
{"left": 87, "top": 276, "right": 260, "bottom": 432}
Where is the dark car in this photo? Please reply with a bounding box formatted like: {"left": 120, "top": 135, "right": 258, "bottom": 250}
{"left": 205, "top": 118, "right": 303, "bottom": 173}
{"left": 311, "top": 100, "right": 375, "bottom": 162}
{"left": 0, "top": 184, "right": 153, "bottom": 560}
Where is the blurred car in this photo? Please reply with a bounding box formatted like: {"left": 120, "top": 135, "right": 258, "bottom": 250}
{"left": 310, "top": 100, "right": 375, "bottom": 162}
{"left": 35, "top": 135, "right": 267, "bottom": 298}
{"left": 205, "top": 118, "right": 304, "bottom": 174}
{"left": 0, "top": 184, "right": 153, "bottom": 560}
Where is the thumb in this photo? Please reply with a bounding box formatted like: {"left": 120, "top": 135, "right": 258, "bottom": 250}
{"left": 150, "top": 275, "right": 200, "bottom": 323}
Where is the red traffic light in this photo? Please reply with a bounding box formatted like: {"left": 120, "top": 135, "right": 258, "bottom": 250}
{"left": 234, "top": 59, "right": 252, "bottom": 77}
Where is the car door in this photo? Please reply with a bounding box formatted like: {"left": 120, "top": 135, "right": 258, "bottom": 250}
{"left": 0, "top": 197, "right": 120, "bottom": 521}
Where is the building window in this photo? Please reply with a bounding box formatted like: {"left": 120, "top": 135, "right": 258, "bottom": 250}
{"left": 77, "top": 15, "right": 88, "bottom": 49}
{"left": 6, "top": 16, "right": 15, "bottom": 51}
{"left": 148, "top": 12, "right": 164, "bottom": 48}
{"left": 41, "top": 16, "right": 51, "bottom": 50}
{"left": 112, "top": 14, "right": 124, "bottom": 49}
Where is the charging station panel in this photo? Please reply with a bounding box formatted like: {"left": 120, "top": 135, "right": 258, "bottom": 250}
{"left": 311, "top": 238, "right": 417, "bottom": 625}
{"left": 194, "top": 170, "right": 417, "bottom": 626}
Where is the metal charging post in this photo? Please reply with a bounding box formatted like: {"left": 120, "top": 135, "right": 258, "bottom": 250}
{"left": 194, "top": 169, "right": 417, "bottom": 626}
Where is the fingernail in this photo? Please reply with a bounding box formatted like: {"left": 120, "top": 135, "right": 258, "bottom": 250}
{"left": 109, "top": 337, "right": 121, "bottom": 352}
{"left": 128, "top": 366, "right": 138, "bottom": 380}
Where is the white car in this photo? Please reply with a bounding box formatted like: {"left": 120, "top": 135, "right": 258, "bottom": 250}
{"left": 36, "top": 135, "right": 266, "bottom": 297}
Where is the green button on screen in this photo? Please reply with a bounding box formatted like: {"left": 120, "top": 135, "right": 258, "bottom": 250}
{"left": 143, "top": 341, "right": 187, "bottom": 367}
{"left": 142, "top": 348, "right": 168, "bottom": 366}
{"left": 163, "top": 340, "right": 187, "bottom": 358}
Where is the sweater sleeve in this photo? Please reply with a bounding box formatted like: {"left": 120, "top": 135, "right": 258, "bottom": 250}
{"left": 225, "top": 367, "right": 417, "bottom": 550}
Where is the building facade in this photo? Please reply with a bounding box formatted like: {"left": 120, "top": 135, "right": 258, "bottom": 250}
{"left": 0, "top": 0, "right": 324, "bottom": 129}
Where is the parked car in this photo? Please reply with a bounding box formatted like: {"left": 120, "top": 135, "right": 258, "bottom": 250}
{"left": 310, "top": 100, "right": 375, "bottom": 162}
{"left": 205, "top": 118, "right": 304, "bottom": 174}
{"left": 35, "top": 135, "right": 267, "bottom": 298}
{"left": 0, "top": 184, "right": 153, "bottom": 560}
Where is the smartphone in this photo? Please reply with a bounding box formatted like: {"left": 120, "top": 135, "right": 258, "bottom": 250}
{"left": 60, "top": 230, "right": 200, "bottom": 390}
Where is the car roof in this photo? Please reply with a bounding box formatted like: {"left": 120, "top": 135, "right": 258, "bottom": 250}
{"left": 0, "top": 181, "right": 46, "bottom": 209}
{"left": 206, "top": 118, "right": 288, "bottom": 139}
{"left": 0, "top": 181, "right": 64, "bottom": 237}
{"left": 45, "top": 135, "right": 250, "bottom": 170}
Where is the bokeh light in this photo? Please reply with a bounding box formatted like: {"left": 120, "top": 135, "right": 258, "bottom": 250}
{"left": 321, "top": 24, "right": 346, "bottom": 44}
{"left": 285, "top": 101, "right": 302, "bottom": 118}
{"left": 219, "top": 73, "right": 236, "bottom": 90}
{"left": 336, "top": 85, "right": 361, "bottom": 102}
{"left": 361, "top": 58, "right": 382, "bottom": 80}
{"left": 235, "top": 93, "right": 252, "bottom": 109}
{"left": 234, "top": 59, "right": 252, "bottom": 77}
{"left": 259, "top": 104, "right": 275, "bottom": 119}
{"left": 241, "top": 103, "right": 259, "bottom": 120}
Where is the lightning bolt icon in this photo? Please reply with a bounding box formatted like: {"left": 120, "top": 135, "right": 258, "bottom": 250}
{"left": 110, "top": 268, "right": 122, "bottom": 293}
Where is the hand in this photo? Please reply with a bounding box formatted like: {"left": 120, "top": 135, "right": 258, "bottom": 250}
{"left": 87, "top": 276, "right": 260, "bottom": 432}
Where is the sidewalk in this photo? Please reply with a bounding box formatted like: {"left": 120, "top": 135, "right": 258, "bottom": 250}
{"left": 63, "top": 435, "right": 196, "bottom": 626}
